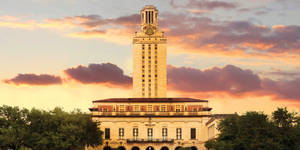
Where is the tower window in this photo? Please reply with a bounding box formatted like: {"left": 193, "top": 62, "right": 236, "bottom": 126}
{"left": 176, "top": 128, "right": 182, "bottom": 140}
{"left": 149, "top": 79, "right": 151, "bottom": 82}
{"left": 155, "top": 44, "right": 157, "bottom": 50}
{"left": 105, "top": 128, "right": 110, "bottom": 139}
{"left": 142, "top": 75, "right": 145, "bottom": 77}
{"left": 119, "top": 128, "right": 124, "bottom": 139}
{"left": 142, "top": 79, "right": 145, "bottom": 82}
{"left": 162, "top": 128, "right": 168, "bottom": 140}
{"left": 149, "top": 56, "right": 151, "bottom": 59}
{"left": 149, "top": 75, "right": 151, "bottom": 77}
{"left": 155, "top": 75, "right": 157, "bottom": 77}
{"left": 148, "top": 128, "right": 153, "bottom": 140}
{"left": 133, "top": 128, "right": 138, "bottom": 140}
{"left": 142, "top": 56, "right": 145, "bottom": 59}
{"left": 191, "top": 128, "right": 196, "bottom": 139}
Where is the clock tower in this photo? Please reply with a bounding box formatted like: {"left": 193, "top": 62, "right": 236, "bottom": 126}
{"left": 133, "top": 5, "right": 167, "bottom": 98}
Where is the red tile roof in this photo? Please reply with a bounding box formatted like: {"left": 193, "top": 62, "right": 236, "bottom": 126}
{"left": 93, "top": 97, "right": 209, "bottom": 103}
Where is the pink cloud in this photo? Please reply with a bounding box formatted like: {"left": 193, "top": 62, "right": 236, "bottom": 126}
{"left": 64, "top": 63, "right": 132, "bottom": 87}
{"left": 167, "top": 65, "right": 262, "bottom": 93}
{"left": 4, "top": 74, "right": 62, "bottom": 85}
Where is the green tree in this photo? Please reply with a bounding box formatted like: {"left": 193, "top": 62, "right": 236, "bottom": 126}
{"left": 0, "top": 105, "right": 29, "bottom": 150}
{"left": 0, "top": 105, "right": 103, "bottom": 150}
{"left": 26, "top": 107, "right": 103, "bottom": 150}
{"left": 205, "top": 108, "right": 300, "bottom": 150}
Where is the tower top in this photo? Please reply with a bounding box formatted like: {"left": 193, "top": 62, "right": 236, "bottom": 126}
{"left": 139, "top": 5, "right": 159, "bottom": 35}
{"left": 141, "top": 5, "right": 158, "bottom": 11}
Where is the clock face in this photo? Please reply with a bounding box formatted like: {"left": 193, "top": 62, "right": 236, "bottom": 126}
{"left": 146, "top": 28, "right": 154, "bottom": 35}
{"left": 145, "top": 26, "right": 154, "bottom": 35}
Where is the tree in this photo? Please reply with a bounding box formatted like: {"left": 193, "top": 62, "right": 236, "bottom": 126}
{"left": 0, "top": 105, "right": 103, "bottom": 150}
{"left": 205, "top": 108, "right": 300, "bottom": 150}
{"left": 0, "top": 105, "right": 29, "bottom": 150}
{"left": 26, "top": 107, "right": 103, "bottom": 150}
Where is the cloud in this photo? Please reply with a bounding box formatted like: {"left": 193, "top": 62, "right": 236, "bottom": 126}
{"left": 2, "top": 13, "right": 300, "bottom": 63}
{"left": 170, "top": 0, "right": 238, "bottom": 10}
{"left": 64, "top": 63, "right": 132, "bottom": 87}
{"left": 167, "top": 64, "right": 300, "bottom": 101}
{"left": 167, "top": 64, "right": 262, "bottom": 93}
{"left": 262, "top": 78, "right": 300, "bottom": 101}
{"left": 4, "top": 74, "right": 62, "bottom": 85}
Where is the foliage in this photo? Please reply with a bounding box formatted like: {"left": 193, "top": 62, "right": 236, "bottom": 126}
{"left": 205, "top": 108, "right": 300, "bottom": 150}
{"left": 0, "top": 105, "right": 103, "bottom": 150}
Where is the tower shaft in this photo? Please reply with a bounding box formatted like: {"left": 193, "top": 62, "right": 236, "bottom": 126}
{"left": 133, "top": 5, "right": 167, "bottom": 98}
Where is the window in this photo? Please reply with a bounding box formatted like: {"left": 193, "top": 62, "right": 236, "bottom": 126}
{"left": 142, "top": 75, "right": 145, "bottom": 77}
{"left": 148, "top": 128, "right": 153, "bottom": 140}
{"left": 142, "top": 79, "right": 145, "bottom": 82}
{"left": 148, "top": 105, "right": 153, "bottom": 111}
{"left": 142, "top": 44, "right": 145, "bottom": 50}
{"left": 149, "top": 75, "right": 151, "bottom": 77}
{"left": 149, "top": 56, "right": 151, "bottom": 59}
{"left": 148, "top": 44, "right": 151, "bottom": 50}
{"left": 191, "top": 128, "right": 196, "bottom": 139}
{"left": 176, "top": 128, "right": 182, "bottom": 139}
{"left": 162, "top": 128, "right": 168, "bottom": 140}
{"left": 103, "top": 108, "right": 108, "bottom": 112}
{"left": 161, "top": 105, "right": 166, "bottom": 112}
{"left": 149, "top": 79, "right": 151, "bottom": 82}
{"left": 155, "top": 44, "right": 157, "bottom": 50}
{"left": 133, "top": 105, "right": 140, "bottom": 112}
{"left": 119, "top": 105, "right": 125, "bottom": 112}
{"left": 119, "top": 128, "right": 124, "bottom": 139}
{"left": 176, "top": 105, "right": 181, "bottom": 112}
{"left": 133, "top": 128, "right": 138, "bottom": 140}
{"left": 155, "top": 75, "right": 158, "bottom": 77}
{"left": 105, "top": 128, "right": 110, "bottom": 139}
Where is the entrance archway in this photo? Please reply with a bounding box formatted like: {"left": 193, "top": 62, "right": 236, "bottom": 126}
{"left": 118, "top": 146, "right": 126, "bottom": 150}
{"left": 132, "top": 146, "right": 140, "bottom": 150}
{"left": 175, "top": 146, "right": 182, "bottom": 150}
{"left": 146, "top": 146, "right": 154, "bottom": 150}
{"left": 161, "top": 146, "right": 169, "bottom": 150}
{"left": 104, "top": 146, "right": 112, "bottom": 150}
{"left": 191, "top": 147, "right": 197, "bottom": 150}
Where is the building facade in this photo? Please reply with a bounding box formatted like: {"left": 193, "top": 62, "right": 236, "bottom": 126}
{"left": 87, "top": 5, "right": 226, "bottom": 150}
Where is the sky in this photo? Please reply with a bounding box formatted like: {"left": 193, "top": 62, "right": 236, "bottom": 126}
{"left": 1, "top": 0, "right": 300, "bottom": 114}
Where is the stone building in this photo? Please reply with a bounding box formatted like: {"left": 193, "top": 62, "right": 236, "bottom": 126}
{"left": 87, "top": 5, "right": 227, "bottom": 150}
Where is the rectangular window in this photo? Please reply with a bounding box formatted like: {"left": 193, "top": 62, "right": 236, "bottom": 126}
{"left": 148, "top": 128, "right": 153, "bottom": 140}
{"left": 176, "top": 105, "right": 181, "bottom": 112}
{"left": 162, "top": 128, "right": 168, "bottom": 140}
{"left": 119, "top": 105, "right": 125, "bottom": 112}
{"left": 161, "top": 105, "right": 166, "bottom": 112}
{"left": 105, "top": 128, "right": 110, "bottom": 139}
{"left": 133, "top": 105, "right": 140, "bottom": 112}
{"left": 176, "top": 128, "right": 182, "bottom": 139}
{"left": 119, "top": 128, "right": 124, "bottom": 139}
{"left": 191, "top": 128, "right": 196, "bottom": 139}
{"left": 148, "top": 105, "right": 153, "bottom": 112}
{"left": 133, "top": 128, "right": 138, "bottom": 140}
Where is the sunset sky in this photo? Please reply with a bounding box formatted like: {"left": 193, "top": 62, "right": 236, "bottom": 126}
{"left": 1, "top": 0, "right": 300, "bottom": 114}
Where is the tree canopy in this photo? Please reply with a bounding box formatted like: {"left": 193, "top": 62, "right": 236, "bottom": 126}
{"left": 205, "top": 108, "right": 300, "bottom": 150}
{"left": 0, "top": 105, "right": 103, "bottom": 150}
